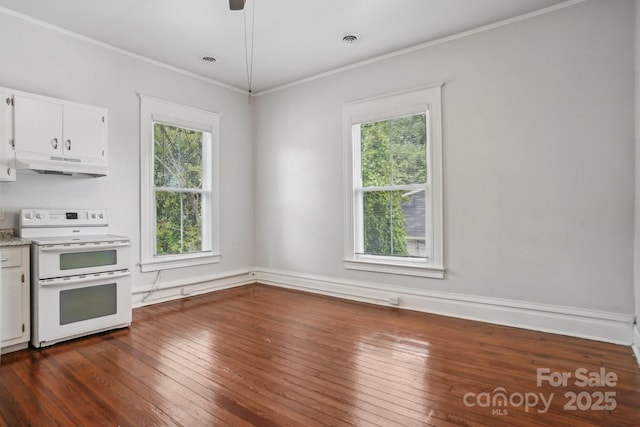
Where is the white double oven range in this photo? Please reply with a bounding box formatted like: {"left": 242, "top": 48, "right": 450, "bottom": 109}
{"left": 19, "top": 208, "right": 132, "bottom": 348}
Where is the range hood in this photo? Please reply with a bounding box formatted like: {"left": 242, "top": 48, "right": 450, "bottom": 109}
{"left": 14, "top": 151, "right": 107, "bottom": 177}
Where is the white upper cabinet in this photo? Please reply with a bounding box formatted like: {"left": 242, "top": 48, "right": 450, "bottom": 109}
{"left": 14, "top": 95, "right": 63, "bottom": 157}
{"left": 9, "top": 90, "right": 108, "bottom": 176}
{"left": 62, "top": 104, "right": 106, "bottom": 160}
{"left": 0, "top": 90, "right": 16, "bottom": 181}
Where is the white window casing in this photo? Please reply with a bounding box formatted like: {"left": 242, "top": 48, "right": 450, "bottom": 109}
{"left": 343, "top": 84, "right": 444, "bottom": 279}
{"left": 139, "top": 94, "right": 221, "bottom": 272}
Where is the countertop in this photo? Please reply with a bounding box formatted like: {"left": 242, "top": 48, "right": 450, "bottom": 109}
{"left": 0, "top": 229, "right": 31, "bottom": 247}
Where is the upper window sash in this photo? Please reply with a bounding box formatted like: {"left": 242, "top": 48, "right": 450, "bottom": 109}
{"left": 152, "top": 123, "right": 213, "bottom": 193}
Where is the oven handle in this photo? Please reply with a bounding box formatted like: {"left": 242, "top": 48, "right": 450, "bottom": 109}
{"left": 39, "top": 241, "right": 131, "bottom": 252}
{"left": 38, "top": 270, "right": 131, "bottom": 287}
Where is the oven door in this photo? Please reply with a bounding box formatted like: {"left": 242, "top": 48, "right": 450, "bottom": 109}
{"left": 36, "top": 240, "right": 130, "bottom": 278}
{"left": 32, "top": 270, "right": 132, "bottom": 347}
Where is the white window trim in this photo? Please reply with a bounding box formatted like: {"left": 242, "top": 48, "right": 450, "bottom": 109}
{"left": 139, "top": 94, "right": 221, "bottom": 272}
{"left": 343, "top": 84, "right": 444, "bottom": 279}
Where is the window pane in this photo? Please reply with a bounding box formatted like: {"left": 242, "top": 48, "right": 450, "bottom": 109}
{"left": 361, "top": 122, "right": 391, "bottom": 187}
{"left": 401, "top": 189, "right": 428, "bottom": 258}
{"left": 154, "top": 123, "right": 204, "bottom": 189}
{"left": 156, "top": 191, "right": 203, "bottom": 255}
{"left": 390, "top": 114, "right": 426, "bottom": 185}
{"left": 362, "top": 190, "right": 425, "bottom": 258}
{"left": 360, "top": 114, "right": 426, "bottom": 187}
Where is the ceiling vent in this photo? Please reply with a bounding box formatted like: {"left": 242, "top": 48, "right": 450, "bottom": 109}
{"left": 342, "top": 33, "right": 360, "bottom": 44}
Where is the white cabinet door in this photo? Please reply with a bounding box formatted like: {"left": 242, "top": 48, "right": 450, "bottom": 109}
{"left": 14, "top": 95, "right": 63, "bottom": 156}
{"left": 0, "top": 246, "right": 28, "bottom": 352}
{"left": 63, "top": 104, "right": 106, "bottom": 160}
{"left": 0, "top": 267, "right": 23, "bottom": 343}
{"left": 0, "top": 90, "right": 16, "bottom": 181}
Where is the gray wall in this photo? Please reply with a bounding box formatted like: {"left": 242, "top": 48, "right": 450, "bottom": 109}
{"left": 0, "top": 11, "right": 255, "bottom": 294}
{"left": 254, "top": 0, "right": 635, "bottom": 314}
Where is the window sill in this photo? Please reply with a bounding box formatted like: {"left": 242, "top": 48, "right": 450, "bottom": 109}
{"left": 344, "top": 258, "right": 445, "bottom": 279}
{"left": 140, "top": 252, "right": 221, "bottom": 272}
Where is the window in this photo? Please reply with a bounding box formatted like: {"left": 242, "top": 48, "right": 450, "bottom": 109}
{"left": 343, "top": 85, "right": 444, "bottom": 278}
{"left": 140, "top": 95, "right": 220, "bottom": 272}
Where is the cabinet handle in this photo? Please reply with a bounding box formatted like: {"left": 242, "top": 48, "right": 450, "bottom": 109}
{"left": 65, "top": 139, "right": 71, "bottom": 150}
{"left": 51, "top": 138, "right": 58, "bottom": 149}
{"left": 1, "top": 258, "right": 8, "bottom": 262}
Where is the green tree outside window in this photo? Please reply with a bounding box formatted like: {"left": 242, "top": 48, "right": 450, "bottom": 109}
{"left": 154, "top": 123, "right": 208, "bottom": 255}
{"left": 359, "top": 114, "right": 427, "bottom": 257}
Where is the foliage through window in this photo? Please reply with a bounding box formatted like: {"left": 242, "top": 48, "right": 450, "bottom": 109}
{"left": 358, "top": 114, "right": 428, "bottom": 258}
{"left": 154, "top": 123, "right": 210, "bottom": 255}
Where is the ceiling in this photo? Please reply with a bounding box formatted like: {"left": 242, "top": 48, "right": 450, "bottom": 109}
{"left": 0, "top": 0, "right": 571, "bottom": 94}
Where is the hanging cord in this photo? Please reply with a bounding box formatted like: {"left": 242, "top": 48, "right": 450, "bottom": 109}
{"left": 243, "top": 0, "right": 256, "bottom": 103}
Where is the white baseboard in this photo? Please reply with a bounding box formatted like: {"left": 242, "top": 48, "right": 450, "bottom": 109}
{"left": 255, "top": 268, "right": 634, "bottom": 345}
{"left": 127, "top": 266, "right": 634, "bottom": 347}
{"left": 632, "top": 324, "right": 640, "bottom": 366}
{"left": 132, "top": 269, "right": 255, "bottom": 308}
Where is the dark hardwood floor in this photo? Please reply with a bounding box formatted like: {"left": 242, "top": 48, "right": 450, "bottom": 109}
{"left": 0, "top": 284, "right": 638, "bottom": 426}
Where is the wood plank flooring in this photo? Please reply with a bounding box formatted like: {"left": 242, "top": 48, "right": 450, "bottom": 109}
{"left": 0, "top": 284, "right": 638, "bottom": 426}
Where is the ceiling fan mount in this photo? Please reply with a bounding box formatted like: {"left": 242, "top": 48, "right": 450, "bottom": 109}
{"left": 229, "top": 0, "right": 246, "bottom": 11}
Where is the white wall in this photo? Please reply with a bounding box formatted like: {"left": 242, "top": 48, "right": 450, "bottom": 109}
{"left": 634, "top": 0, "right": 640, "bottom": 356}
{"left": 254, "top": 0, "right": 635, "bottom": 318}
{"left": 0, "top": 11, "right": 255, "bottom": 300}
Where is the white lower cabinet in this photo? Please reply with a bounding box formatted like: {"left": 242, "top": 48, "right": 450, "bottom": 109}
{"left": 1, "top": 246, "right": 30, "bottom": 353}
